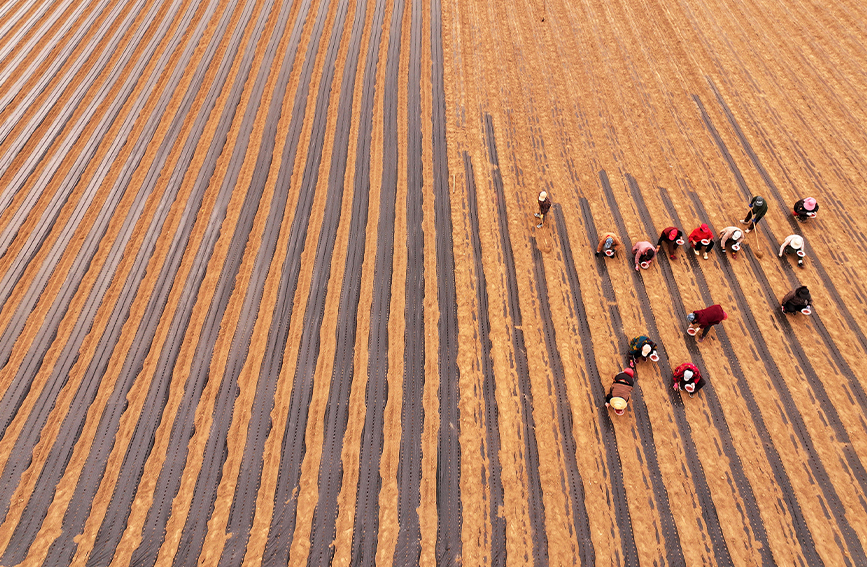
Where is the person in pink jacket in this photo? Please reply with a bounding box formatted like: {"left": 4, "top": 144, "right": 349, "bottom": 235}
{"left": 632, "top": 240, "right": 656, "bottom": 271}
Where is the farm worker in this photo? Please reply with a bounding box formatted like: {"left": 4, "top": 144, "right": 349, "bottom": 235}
{"left": 628, "top": 335, "right": 658, "bottom": 364}
{"left": 595, "top": 232, "right": 622, "bottom": 258}
{"left": 741, "top": 195, "right": 768, "bottom": 233}
{"left": 779, "top": 234, "right": 806, "bottom": 268}
{"left": 632, "top": 241, "right": 656, "bottom": 271}
{"left": 781, "top": 286, "right": 813, "bottom": 314}
{"left": 793, "top": 197, "right": 819, "bottom": 222}
{"left": 672, "top": 363, "right": 706, "bottom": 397}
{"left": 718, "top": 226, "right": 745, "bottom": 256}
{"left": 605, "top": 367, "right": 636, "bottom": 416}
{"left": 689, "top": 223, "right": 714, "bottom": 259}
{"left": 656, "top": 226, "right": 684, "bottom": 260}
{"left": 687, "top": 304, "right": 728, "bottom": 343}
{"left": 535, "top": 191, "right": 552, "bottom": 228}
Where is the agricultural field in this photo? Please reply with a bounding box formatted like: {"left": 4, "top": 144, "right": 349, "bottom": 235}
{"left": 0, "top": 0, "right": 864, "bottom": 564}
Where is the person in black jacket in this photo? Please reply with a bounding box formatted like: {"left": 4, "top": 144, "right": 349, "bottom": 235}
{"left": 792, "top": 197, "right": 819, "bottom": 222}
{"left": 742, "top": 195, "right": 768, "bottom": 233}
{"left": 781, "top": 286, "right": 812, "bottom": 314}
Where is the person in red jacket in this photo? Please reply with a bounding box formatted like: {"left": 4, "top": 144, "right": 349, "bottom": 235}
{"left": 632, "top": 240, "right": 656, "bottom": 271}
{"left": 535, "top": 191, "right": 552, "bottom": 228}
{"left": 672, "top": 363, "right": 706, "bottom": 397}
{"left": 605, "top": 367, "right": 635, "bottom": 416}
{"left": 656, "top": 226, "right": 684, "bottom": 260}
{"left": 687, "top": 304, "right": 728, "bottom": 342}
{"left": 689, "top": 223, "right": 714, "bottom": 260}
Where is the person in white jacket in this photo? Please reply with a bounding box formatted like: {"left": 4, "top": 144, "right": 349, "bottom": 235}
{"left": 718, "top": 226, "right": 745, "bottom": 256}
{"left": 779, "top": 234, "right": 805, "bottom": 267}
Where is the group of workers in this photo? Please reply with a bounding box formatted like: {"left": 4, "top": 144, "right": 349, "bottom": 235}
{"left": 532, "top": 191, "right": 820, "bottom": 417}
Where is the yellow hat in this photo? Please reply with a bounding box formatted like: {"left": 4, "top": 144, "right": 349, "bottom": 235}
{"left": 610, "top": 397, "right": 628, "bottom": 410}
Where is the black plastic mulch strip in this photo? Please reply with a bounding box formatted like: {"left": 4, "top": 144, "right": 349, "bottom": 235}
{"left": 0, "top": 0, "right": 143, "bottom": 290}
{"left": 484, "top": 113, "right": 549, "bottom": 566}
{"left": 463, "top": 153, "right": 506, "bottom": 566}
{"left": 695, "top": 86, "right": 867, "bottom": 355}
{"left": 686, "top": 189, "right": 864, "bottom": 564}
{"left": 393, "top": 0, "right": 426, "bottom": 563}
{"left": 256, "top": 0, "right": 369, "bottom": 565}
{"left": 530, "top": 236, "right": 594, "bottom": 564}
{"left": 0, "top": 0, "right": 123, "bottom": 217}
{"left": 174, "top": 1, "right": 348, "bottom": 566}
{"left": 431, "top": 0, "right": 462, "bottom": 564}
{"left": 0, "top": 0, "right": 213, "bottom": 559}
{"left": 596, "top": 170, "right": 685, "bottom": 566}
{"left": 646, "top": 186, "right": 774, "bottom": 564}
{"left": 82, "top": 1, "right": 272, "bottom": 564}
{"left": 0, "top": 0, "right": 175, "bottom": 444}
{"left": 123, "top": 0, "right": 318, "bottom": 564}
{"left": 346, "top": 0, "right": 404, "bottom": 562}
{"left": 661, "top": 186, "right": 820, "bottom": 565}
{"left": 556, "top": 203, "right": 637, "bottom": 566}
{"left": 37, "top": 0, "right": 270, "bottom": 565}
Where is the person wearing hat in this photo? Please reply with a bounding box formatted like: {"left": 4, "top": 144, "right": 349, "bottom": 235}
{"left": 741, "top": 195, "right": 768, "bottom": 233}
{"left": 688, "top": 223, "right": 715, "bottom": 260}
{"left": 779, "top": 234, "right": 806, "bottom": 267}
{"left": 656, "top": 226, "right": 684, "bottom": 260}
{"left": 672, "top": 362, "right": 706, "bottom": 397}
{"left": 535, "top": 191, "right": 552, "bottom": 228}
{"left": 793, "top": 197, "right": 819, "bottom": 222}
{"left": 595, "top": 231, "right": 622, "bottom": 258}
{"left": 687, "top": 304, "right": 728, "bottom": 343}
{"left": 628, "top": 335, "right": 658, "bottom": 364}
{"left": 605, "top": 367, "right": 635, "bottom": 416}
{"left": 718, "top": 226, "right": 745, "bottom": 257}
{"left": 781, "top": 286, "right": 813, "bottom": 314}
{"left": 631, "top": 240, "right": 656, "bottom": 271}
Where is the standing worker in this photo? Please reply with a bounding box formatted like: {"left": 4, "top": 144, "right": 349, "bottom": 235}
{"left": 718, "top": 226, "right": 745, "bottom": 256}
{"left": 672, "top": 363, "right": 706, "bottom": 397}
{"left": 687, "top": 304, "right": 728, "bottom": 343}
{"left": 779, "top": 234, "right": 806, "bottom": 268}
{"left": 741, "top": 195, "right": 768, "bottom": 233}
{"left": 793, "top": 197, "right": 819, "bottom": 222}
{"left": 535, "top": 191, "right": 552, "bottom": 228}
{"left": 596, "top": 232, "right": 622, "bottom": 258}
{"left": 605, "top": 367, "right": 636, "bottom": 416}
{"left": 632, "top": 240, "right": 656, "bottom": 271}
{"left": 689, "top": 223, "right": 715, "bottom": 259}
{"left": 781, "top": 286, "right": 813, "bottom": 314}
{"left": 656, "top": 226, "right": 684, "bottom": 260}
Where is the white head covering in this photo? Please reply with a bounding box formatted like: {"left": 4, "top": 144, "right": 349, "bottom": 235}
{"left": 733, "top": 230, "right": 742, "bottom": 241}
{"left": 790, "top": 235, "right": 804, "bottom": 249}
{"left": 641, "top": 344, "right": 652, "bottom": 356}
{"left": 683, "top": 369, "right": 694, "bottom": 381}
{"left": 539, "top": 191, "right": 548, "bottom": 201}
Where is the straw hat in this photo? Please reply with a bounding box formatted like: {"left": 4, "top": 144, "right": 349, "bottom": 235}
{"left": 538, "top": 191, "right": 548, "bottom": 201}
{"left": 610, "top": 397, "right": 628, "bottom": 410}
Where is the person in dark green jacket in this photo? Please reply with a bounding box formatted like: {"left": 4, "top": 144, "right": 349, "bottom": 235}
{"left": 741, "top": 195, "right": 768, "bottom": 233}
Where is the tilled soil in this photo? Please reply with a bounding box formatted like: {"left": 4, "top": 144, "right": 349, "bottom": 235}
{"left": 0, "top": 0, "right": 864, "bottom": 564}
